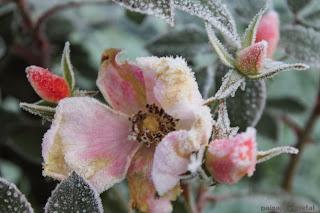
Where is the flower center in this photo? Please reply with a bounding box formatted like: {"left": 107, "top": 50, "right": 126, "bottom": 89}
{"left": 129, "top": 104, "right": 178, "bottom": 147}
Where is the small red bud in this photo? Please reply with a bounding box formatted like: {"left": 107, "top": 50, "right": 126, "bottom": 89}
{"left": 256, "top": 10, "right": 280, "bottom": 57}
{"left": 235, "top": 41, "right": 268, "bottom": 75}
{"left": 26, "top": 66, "right": 71, "bottom": 103}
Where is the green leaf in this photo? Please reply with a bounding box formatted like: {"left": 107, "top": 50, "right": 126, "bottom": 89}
{"left": 20, "top": 102, "right": 55, "bottom": 121}
{"left": 226, "top": 79, "right": 267, "bottom": 130}
{"left": 61, "top": 41, "right": 76, "bottom": 91}
{"left": 298, "top": 1, "right": 320, "bottom": 30}
{"left": 241, "top": 3, "right": 267, "bottom": 48}
{"left": 214, "top": 70, "right": 245, "bottom": 100}
{"left": 112, "top": 0, "right": 173, "bottom": 25}
{"left": 287, "top": 0, "right": 312, "bottom": 14}
{"left": 0, "top": 177, "right": 33, "bottom": 213}
{"left": 256, "top": 112, "right": 279, "bottom": 141}
{"left": 267, "top": 97, "right": 307, "bottom": 113}
{"left": 174, "top": 0, "right": 240, "bottom": 47}
{"left": 146, "top": 26, "right": 208, "bottom": 61}
{"left": 45, "top": 172, "right": 103, "bottom": 213}
{"left": 281, "top": 25, "right": 320, "bottom": 68}
{"left": 247, "top": 59, "right": 309, "bottom": 80}
{"left": 205, "top": 24, "right": 235, "bottom": 67}
{"left": 125, "top": 10, "right": 146, "bottom": 24}
{"left": 257, "top": 146, "right": 298, "bottom": 163}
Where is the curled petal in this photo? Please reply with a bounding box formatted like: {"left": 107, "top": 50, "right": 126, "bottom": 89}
{"left": 128, "top": 147, "right": 180, "bottom": 213}
{"left": 42, "top": 97, "right": 140, "bottom": 193}
{"left": 235, "top": 41, "right": 268, "bottom": 75}
{"left": 136, "top": 56, "right": 203, "bottom": 122}
{"left": 152, "top": 130, "right": 190, "bottom": 196}
{"left": 97, "top": 49, "right": 146, "bottom": 115}
{"left": 256, "top": 10, "right": 280, "bottom": 57}
{"left": 26, "top": 66, "right": 71, "bottom": 103}
{"left": 206, "top": 128, "right": 257, "bottom": 184}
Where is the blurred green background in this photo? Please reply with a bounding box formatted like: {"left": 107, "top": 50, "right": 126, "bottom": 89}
{"left": 0, "top": 0, "right": 319, "bottom": 212}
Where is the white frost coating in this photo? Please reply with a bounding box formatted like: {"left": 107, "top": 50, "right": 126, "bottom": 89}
{"left": 257, "top": 146, "right": 299, "bottom": 164}
{"left": 214, "top": 70, "right": 245, "bottom": 100}
{"left": 0, "top": 177, "right": 34, "bottom": 213}
{"left": 250, "top": 80, "right": 266, "bottom": 127}
{"left": 213, "top": 102, "right": 239, "bottom": 139}
{"left": 206, "top": 23, "right": 235, "bottom": 68}
{"left": 112, "top": 0, "right": 174, "bottom": 25}
{"left": 174, "top": 0, "right": 240, "bottom": 47}
{"left": 45, "top": 172, "right": 103, "bottom": 213}
{"left": 248, "top": 59, "right": 310, "bottom": 79}
{"left": 20, "top": 102, "right": 55, "bottom": 121}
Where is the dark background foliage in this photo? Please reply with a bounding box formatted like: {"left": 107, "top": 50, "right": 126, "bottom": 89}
{"left": 0, "top": 0, "right": 319, "bottom": 212}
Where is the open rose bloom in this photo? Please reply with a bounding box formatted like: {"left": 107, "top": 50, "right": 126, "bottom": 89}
{"left": 42, "top": 49, "right": 212, "bottom": 212}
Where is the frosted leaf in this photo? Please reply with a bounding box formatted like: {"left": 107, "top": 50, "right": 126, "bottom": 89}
{"left": 257, "top": 146, "right": 299, "bottom": 163}
{"left": 0, "top": 177, "right": 33, "bottom": 213}
{"left": 45, "top": 172, "right": 103, "bottom": 213}
{"left": 146, "top": 25, "right": 208, "bottom": 61}
{"left": 247, "top": 59, "right": 309, "bottom": 79}
{"left": 205, "top": 23, "right": 235, "bottom": 67}
{"left": 174, "top": 0, "right": 240, "bottom": 47}
{"left": 226, "top": 79, "right": 266, "bottom": 130}
{"left": 298, "top": 1, "right": 320, "bottom": 30}
{"left": 281, "top": 25, "right": 320, "bottom": 68}
{"left": 112, "top": 0, "right": 173, "bottom": 25}
{"left": 287, "top": 0, "right": 312, "bottom": 14}
{"left": 212, "top": 102, "right": 239, "bottom": 139}
{"left": 20, "top": 102, "right": 55, "bottom": 121}
{"left": 61, "top": 41, "right": 75, "bottom": 91}
{"left": 214, "top": 70, "right": 245, "bottom": 100}
{"left": 241, "top": 3, "right": 268, "bottom": 48}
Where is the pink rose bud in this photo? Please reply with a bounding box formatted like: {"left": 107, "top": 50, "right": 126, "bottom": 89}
{"left": 235, "top": 41, "right": 267, "bottom": 76}
{"left": 256, "top": 10, "right": 280, "bottom": 57}
{"left": 205, "top": 128, "right": 257, "bottom": 184}
{"left": 26, "top": 66, "right": 71, "bottom": 103}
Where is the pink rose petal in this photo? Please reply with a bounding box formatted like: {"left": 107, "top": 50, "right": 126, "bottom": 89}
{"left": 128, "top": 147, "right": 179, "bottom": 213}
{"left": 42, "top": 97, "right": 140, "bottom": 193}
{"left": 97, "top": 49, "right": 147, "bottom": 115}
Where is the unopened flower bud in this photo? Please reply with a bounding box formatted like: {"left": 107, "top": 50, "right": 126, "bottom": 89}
{"left": 235, "top": 41, "right": 268, "bottom": 76}
{"left": 205, "top": 128, "right": 257, "bottom": 184}
{"left": 256, "top": 10, "right": 280, "bottom": 57}
{"left": 26, "top": 66, "right": 71, "bottom": 103}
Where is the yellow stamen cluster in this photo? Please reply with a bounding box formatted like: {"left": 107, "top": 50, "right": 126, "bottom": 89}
{"left": 129, "top": 104, "right": 178, "bottom": 147}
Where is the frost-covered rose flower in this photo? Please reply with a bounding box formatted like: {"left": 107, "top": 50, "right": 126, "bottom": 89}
{"left": 26, "top": 66, "right": 71, "bottom": 103}
{"left": 42, "top": 49, "right": 212, "bottom": 212}
{"left": 256, "top": 10, "right": 280, "bottom": 57}
{"left": 205, "top": 128, "right": 257, "bottom": 184}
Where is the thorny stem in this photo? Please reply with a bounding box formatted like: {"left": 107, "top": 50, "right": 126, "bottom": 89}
{"left": 282, "top": 94, "right": 320, "bottom": 192}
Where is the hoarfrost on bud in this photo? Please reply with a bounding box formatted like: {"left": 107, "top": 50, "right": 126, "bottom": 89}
{"left": 26, "top": 66, "right": 71, "bottom": 103}
{"left": 235, "top": 41, "right": 268, "bottom": 76}
{"left": 206, "top": 128, "right": 257, "bottom": 185}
